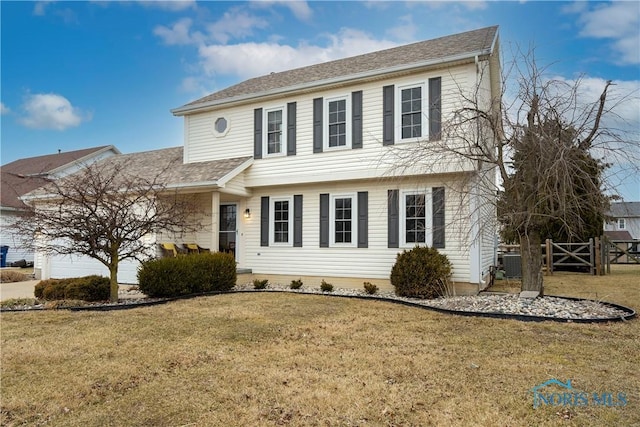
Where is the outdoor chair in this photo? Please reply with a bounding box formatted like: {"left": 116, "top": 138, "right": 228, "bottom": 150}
{"left": 160, "top": 242, "right": 186, "bottom": 257}
{"left": 183, "top": 243, "right": 210, "bottom": 253}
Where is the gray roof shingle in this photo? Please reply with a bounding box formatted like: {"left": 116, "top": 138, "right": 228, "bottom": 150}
{"left": 609, "top": 202, "right": 640, "bottom": 218}
{"left": 174, "top": 26, "right": 498, "bottom": 113}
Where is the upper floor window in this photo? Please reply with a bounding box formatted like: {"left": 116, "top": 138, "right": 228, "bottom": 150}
{"left": 264, "top": 107, "right": 286, "bottom": 156}
{"left": 400, "top": 86, "right": 423, "bottom": 139}
{"left": 618, "top": 218, "right": 626, "bottom": 230}
{"left": 324, "top": 95, "right": 351, "bottom": 150}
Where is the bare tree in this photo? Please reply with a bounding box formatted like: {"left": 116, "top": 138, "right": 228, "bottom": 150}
{"left": 15, "top": 157, "right": 204, "bottom": 302}
{"left": 395, "top": 48, "right": 638, "bottom": 295}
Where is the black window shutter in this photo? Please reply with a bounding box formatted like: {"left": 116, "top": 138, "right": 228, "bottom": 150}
{"left": 260, "top": 196, "right": 269, "bottom": 247}
{"left": 352, "top": 91, "right": 363, "bottom": 149}
{"left": 319, "top": 193, "right": 329, "bottom": 247}
{"left": 313, "top": 98, "right": 323, "bottom": 153}
{"left": 254, "top": 108, "right": 263, "bottom": 159}
{"left": 388, "top": 189, "right": 399, "bottom": 248}
{"left": 432, "top": 187, "right": 445, "bottom": 248}
{"left": 357, "top": 191, "right": 368, "bottom": 248}
{"left": 294, "top": 194, "right": 303, "bottom": 247}
{"left": 383, "top": 85, "right": 394, "bottom": 146}
{"left": 429, "top": 77, "right": 441, "bottom": 140}
{"left": 287, "top": 102, "right": 296, "bottom": 156}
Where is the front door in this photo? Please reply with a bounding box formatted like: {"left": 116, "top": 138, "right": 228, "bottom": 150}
{"left": 219, "top": 204, "right": 237, "bottom": 259}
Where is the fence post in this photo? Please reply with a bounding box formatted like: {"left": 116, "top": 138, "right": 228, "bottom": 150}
{"left": 595, "top": 236, "right": 601, "bottom": 276}
{"left": 545, "top": 239, "right": 553, "bottom": 276}
{"left": 589, "top": 238, "right": 595, "bottom": 275}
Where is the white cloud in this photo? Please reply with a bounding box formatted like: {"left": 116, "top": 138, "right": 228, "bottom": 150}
{"left": 19, "top": 94, "right": 90, "bottom": 130}
{"left": 386, "top": 15, "right": 418, "bottom": 42}
{"left": 33, "top": 1, "right": 53, "bottom": 16}
{"left": 251, "top": 0, "right": 313, "bottom": 21}
{"left": 197, "top": 29, "right": 397, "bottom": 79}
{"left": 137, "top": 0, "right": 196, "bottom": 12}
{"left": 0, "top": 102, "right": 10, "bottom": 115}
{"left": 154, "top": 18, "right": 203, "bottom": 45}
{"left": 567, "top": 2, "right": 640, "bottom": 65}
{"left": 206, "top": 10, "right": 269, "bottom": 44}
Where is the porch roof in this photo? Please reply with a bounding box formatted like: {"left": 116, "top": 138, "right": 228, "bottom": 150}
{"left": 23, "top": 147, "right": 253, "bottom": 201}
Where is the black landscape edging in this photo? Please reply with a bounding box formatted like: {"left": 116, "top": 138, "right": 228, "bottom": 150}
{"left": 2, "top": 289, "right": 636, "bottom": 323}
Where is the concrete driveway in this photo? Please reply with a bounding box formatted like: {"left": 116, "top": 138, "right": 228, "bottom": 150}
{"left": 0, "top": 280, "right": 39, "bottom": 301}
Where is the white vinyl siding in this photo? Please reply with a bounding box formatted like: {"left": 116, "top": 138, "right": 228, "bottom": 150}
{"left": 242, "top": 177, "right": 474, "bottom": 283}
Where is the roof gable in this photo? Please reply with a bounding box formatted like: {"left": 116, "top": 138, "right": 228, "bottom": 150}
{"left": 173, "top": 26, "right": 498, "bottom": 115}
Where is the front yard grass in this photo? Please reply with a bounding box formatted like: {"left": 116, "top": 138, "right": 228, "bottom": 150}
{"left": 1, "top": 265, "right": 638, "bottom": 426}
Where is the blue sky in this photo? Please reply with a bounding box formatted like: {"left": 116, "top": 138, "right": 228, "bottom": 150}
{"left": 1, "top": 1, "right": 639, "bottom": 200}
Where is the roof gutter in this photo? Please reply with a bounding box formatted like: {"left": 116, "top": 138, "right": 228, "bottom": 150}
{"left": 171, "top": 48, "right": 494, "bottom": 116}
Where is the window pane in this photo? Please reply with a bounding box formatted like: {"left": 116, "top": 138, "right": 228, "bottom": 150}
{"left": 328, "top": 99, "right": 347, "bottom": 147}
{"left": 334, "top": 197, "right": 352, "bottom": 243}
{"left": 273, "top": 200, "right": 289, "bottom": 243}
{"left": 405, "top": 194, "right": 426, "bottom": 243}
{"left": 401, "top": 87, "right": 422, "bottom": 139}
{"left": 267, "top": 110, "right": 283, "bottom": 154}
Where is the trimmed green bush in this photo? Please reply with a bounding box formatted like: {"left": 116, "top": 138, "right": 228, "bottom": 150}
{"left": 390, "top": 245, "right": 452, "bottom": 299}
{"left": 137, "top": 252, "right": 236, "bottom": 298}
{"left": 34, "top": 276, "right": 110, "bottom": 302}
{"left": 290, "top": 278, "right": 303, "bottom": 289}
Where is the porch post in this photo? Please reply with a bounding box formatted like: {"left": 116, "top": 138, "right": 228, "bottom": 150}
{"left": 211, "top": 192, "right": 220, "bottom": 253}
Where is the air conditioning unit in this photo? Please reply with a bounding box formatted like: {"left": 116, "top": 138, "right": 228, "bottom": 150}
{"left": 503, "top": 254, "right": 522, "bottom": 278}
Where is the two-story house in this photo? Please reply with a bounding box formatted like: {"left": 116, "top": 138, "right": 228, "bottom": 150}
{"left": 33, "top": 26, "right": 500, "bottom": 294}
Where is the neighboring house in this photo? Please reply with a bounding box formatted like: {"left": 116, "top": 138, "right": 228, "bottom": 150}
{"left": 34, "top": 26, "right": 500, "bottom": 293}
{"left": 604, "top": 202, "right": 640, "bottom": 240}
{"left": 1, "top": 146, "right": 120, "bottom": 268}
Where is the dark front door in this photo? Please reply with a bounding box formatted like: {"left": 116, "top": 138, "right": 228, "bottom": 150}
{"left": 220, "top": 204, "right": 237, "bottom": 258}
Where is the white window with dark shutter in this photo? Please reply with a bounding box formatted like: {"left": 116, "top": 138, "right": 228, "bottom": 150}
{"left": 331, "top": 194, "right": 356, "bottom": 246}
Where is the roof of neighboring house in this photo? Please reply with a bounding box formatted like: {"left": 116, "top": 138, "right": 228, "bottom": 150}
{"left": 608, "top": 202, "right": 640, "bottom": 218}
{"left": 173, "top": 25, "right": 499, "bottom": 115}
{"left": 23, "top": 147, "right": 253, "bottom": 200}
{"left": 1, "top": 145, "right": 120, "bottom": 210}
{"left": 604, "top": 230, "right": 634, "bottom": 240}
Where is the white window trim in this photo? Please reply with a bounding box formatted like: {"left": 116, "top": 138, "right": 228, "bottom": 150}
{"left": 270, "top": 196, "right": 293, "bottom": 246}
{"left": 323, "top": 95, "right": 351, "bottom": 151}
{"left": 400, "top": 189, "right": 432, "bottom": 247}
{"left": 212, "top": 116, "right": 230, "bottom": 138}
{"left": 263, "top": 106, "right": 287, "bottom": 157}
{"left": 395, "top": 81, "right": 427, "bottom": 144}
{"left": 618, "top": 218, "right": 626, "bottom": 230}
{"left": 330, "top": 193, "right": 357, "bottom": 247}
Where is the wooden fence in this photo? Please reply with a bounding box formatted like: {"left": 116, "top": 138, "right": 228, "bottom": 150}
{"left": 498, "top": 236, "right": 639, "bottom": 277}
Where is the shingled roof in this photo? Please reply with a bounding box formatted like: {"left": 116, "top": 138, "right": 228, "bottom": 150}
{"left": 23, "top": 147, "right": 253, "bottom": 200}
{"left": 1, "top": 145, "right": 120, "bottom": 210}
{"left": 609, "top": 202, "right": 640, "bottom": 218}
{"left": 173, "top": 25, "right": 498, "bottom": 115}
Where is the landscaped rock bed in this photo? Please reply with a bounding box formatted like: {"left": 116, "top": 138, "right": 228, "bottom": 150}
{"left": 2, "top": 283, "right": 635, "bottom": 323}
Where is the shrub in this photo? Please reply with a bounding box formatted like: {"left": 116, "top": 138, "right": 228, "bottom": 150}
{"left": 390, "top": 245, "right": 452, "bottom": 299}
{"left": 320, "top": 280, "right": 333, "bottom": 292}
{"left": 34, "top": 276, "right": 110, "bottom": 302}
{"left": 363, "top": 281, "right": 378, "bottom": 295}
{"left": 253, "top": 279, "right": 269, "bottom": 289}
{"left": 0, "top": 270, "right": 28, "bottom": 283}
{"left": 290, "top": 278, "right": 303, "bottom": 289}
{"left": 137, "top": 252, "right": 236, "bottom": 298}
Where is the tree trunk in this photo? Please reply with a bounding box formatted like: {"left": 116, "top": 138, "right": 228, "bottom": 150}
{"left": 109, "top": 263, "right": 119, "bottom": 303}
{"left": 519, "top": 230, "right": 544, "bottom": 295}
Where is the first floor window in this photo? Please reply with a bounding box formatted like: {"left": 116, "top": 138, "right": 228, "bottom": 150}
{"left": 401, "top": 190, "right": 432, "bottom": 246}
{"left": 405, "top": 193, "right": 426, "bottom": 244}
{"left": 271, "top": 197, "right": 292, "bottom": 245}
{"left": 331, "top": 194, "right": 356, "bottom": 246}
